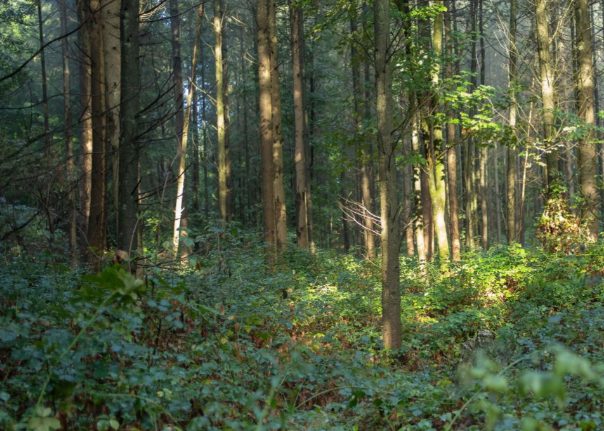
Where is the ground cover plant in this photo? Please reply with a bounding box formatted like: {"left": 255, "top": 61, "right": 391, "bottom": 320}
{"left": 2, "top": 228, "right": 604, "bottom": 430}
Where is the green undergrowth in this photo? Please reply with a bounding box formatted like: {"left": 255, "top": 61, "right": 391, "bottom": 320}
{"left": 1, "top": 232, "right": 604, "bottom": 430}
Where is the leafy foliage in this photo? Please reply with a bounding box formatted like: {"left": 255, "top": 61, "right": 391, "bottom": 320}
{"left": 2, "top": 235, "right": 604, "bottom": 429}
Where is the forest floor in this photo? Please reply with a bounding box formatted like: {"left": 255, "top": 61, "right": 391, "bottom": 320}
{"left": 2, "top": 227, "right": 604, "bottom": 430}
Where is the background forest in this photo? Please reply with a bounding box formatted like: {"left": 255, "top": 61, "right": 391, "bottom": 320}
{"left": 2, "top": 0, "right": 604, "bottom": 429}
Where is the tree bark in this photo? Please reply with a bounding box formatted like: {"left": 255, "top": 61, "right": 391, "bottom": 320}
{"left": 291, "top": 1, "right": 313, "bottom": 250}
{"left": 170, "top": 0, "right": 185, "bottom": 255}
{"left": 535, "top": 0, "right": 559, "bottom": 191}
{"left": 375, "top": 0, "right": 401, "bottom": 349}
{"left": 102, "top": 0, "right": 121, "bottom": 231}
{"left": 87, "top": 0, "right": 107, "bottom": 268}
{"left": 118, "top": 0, "right": 141, "bottom": 265}
{"left": 268, "top": 0, "right": 287, "bottom": 253}
{"left": 59, "top": 0, "right": 77, "bottom": 266}
{"left": 77, "top": 0, "right": 93, "bottom": 236}
{"left": 507, "top": 0, "right": 518, "bottom": 242}
{"left": 36, "top": 0, "right": 52, "bottom": 158}
{"left": 215, "top": 0, "right": 231, "bottom": 222}
{"left": 575, "top": 0, "right": 599, "bottom": 239}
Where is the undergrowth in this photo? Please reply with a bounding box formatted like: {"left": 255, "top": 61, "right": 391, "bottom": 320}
{"left": 1, "top": 232, "right": 604, "bottom": 430}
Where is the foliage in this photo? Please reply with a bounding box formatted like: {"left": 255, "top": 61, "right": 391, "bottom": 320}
{"left": 2, "top": 236, "right": 604, "bottom": 429}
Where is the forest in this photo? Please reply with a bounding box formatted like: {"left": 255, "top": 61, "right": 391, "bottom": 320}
{"left": 1, "top": 0, "right": 604, "bottom": 429}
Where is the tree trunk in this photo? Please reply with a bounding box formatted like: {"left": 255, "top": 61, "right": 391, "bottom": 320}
{"left": 59, "top": 0, "right": 77, "bottom": 266}
{"left": 507, "top": 0, "right": 518, "bottom": 242}
{"left": 575, "top": 0, "right": 599, "bottom": 239}
{"left": 172, "top": 3, "right": 204, "bottom": 257}
{"left": 535, "top": 0, "right": 559, "bottom": 191}
{"left": 268, "top": 0, "right": 287, "bottom": 253}
{"left": 36, "top": 0, "right": 52, "bottom": 158}
{"left": 445, "top": 1, "right": 460, "bottom": 261}
{"left": 215, "top": 0, "right": 231, "bottom": 222}
{"left": 117, "top": 0, "right": 141, "bottom": 266}
{"left": 102, "top": 0, "right": 121, "bottom": 232}
{"left": 291, "top": 1, "right": 313, "bottom": 250}
{"left": 170, "top": 0, "right": 185, "bottom": 255}
{"left": 87, "top": 0, "right": 107, "bottom": 268}
{"left": 375, "top": 0, "right": 401, "bottom": 349}
{"left": 426, "top": 0, "right": 449, "bottom": 261}
{"left": 77, "top": 0, "right": 93, "bottom": 237}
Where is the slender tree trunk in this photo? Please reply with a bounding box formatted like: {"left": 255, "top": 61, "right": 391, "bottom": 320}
{"left": 102, "top": 0, "right": 121, "bottom": 232}
{"left": 375, "top": 0, "right": 401, "bottom": 349}
{"left": 37, "top": 0, "right": 52, "bottom": 158}
{"left": 445, "top": 1, "right": 460, "bottom": 261}
{"left": 268, "top": 0, "right": 287, "bottom": 253}
{"left": 117, "top": 0, "right": 141, "bottom": 266}
{"left": 59, "top": 0, "right": 77, "bottom": 266}
{"left": 87, "top": 0, "right": 107, "bottom": 267}
{"left": 78, "top": 0, "right": 93, "bottom": 236}
{"left": 172, "top": 4, "right": 204, "bottom": 257}
{"left": 413, "top": 111, "right": 427, "bottom": 263}
{"left": 507, "top": 0, "right": 518, "bottom": 242}
{"left": 479, "top": 146, "right": 488, "bottom": 249}
{"left": 192, "top": 91, "right": 200, "bottom": 212}
{"left": 291, "top": 1, "right": 312, "bottom": 250}
{"left": 258, "top": 0, "right": 278, "bottom": 261}
{"left": 215, "top": 0, "right": 231, "bottom": 222}
{"left": 426, "top": 0, "right": 449, "bottom": 261}
{"left": 575, "top": 0, "right": 599, "bottom": 238}
{"left": 170, "top": 0, "right": 185, "bottom": 255}
{"left": 535, "top": 0, "right": 559, "bottom": 191}
{"left": 351, "top": 7, "right": 376, "bottom": 259}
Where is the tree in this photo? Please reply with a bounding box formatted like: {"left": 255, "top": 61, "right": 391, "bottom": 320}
{"left": 535, "top": 0, "right": 558, "bottom": 191}
{"left": 87, "top": 0, "right": 107, "bottom": 267}
{"left": 215, "top": 0, "right": 231, "bottom": 222}
{"left": 291, "top": 0, "right": 313, "bottom": 250}
{"left": 118, "top": 0, "right": 141, "bottom": 263}
{"left": 257, "top": 0, "right": 287, "bottom": 261}
{"left": 375, "top": 0, "right": 401, "bottom": 349}
{"left": 507, "top": 0, "right": 518, "bottom": 243}
{"left": 574, "top": 0, "right": 599, "bottom": 239}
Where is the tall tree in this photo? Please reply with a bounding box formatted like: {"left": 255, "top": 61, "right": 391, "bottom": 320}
{"left": 77, "top": 0, "right": 93, "bottom": 237}
{"left": 257, "top": 0, "right": 287, "bottom": 261}
{"left": 36, "top": 0, "right": 51, "bottom": 158}
{"left": 215, "top": 0, "right": 231, "bottom": 222}
{"left": 375, "top": 0, "right": 401, "bottom": 349}
{"left": 118, "top": 0, "right": 141, "bottom": 262}
{"left": 59, "top": 0, "right": 77, "bottom": 266}
{"left": 507, "top": 0, "right": 518, "bottom": 242}
{"left": 87, "top": 0, "right": 107, "bottom": 267}
{"left": 102, "top": 0, "right": 121, "bottom": 226}
{"left": 445, "top": 0, "right": 460, "bottom": 261}
{"left": 170, "top": 0, "right": 186, "bottom": 255}
{"left": 574, "top": 0, "right": 599, "bottom": 239}
{"left": 291, "top": 0, "right": 313, "bottom": 250}
{"left": 425, "top": 0, "right": 450, "bottom": 261}
{"left": 535, "top": 0, "right": 558, "bottom": 191}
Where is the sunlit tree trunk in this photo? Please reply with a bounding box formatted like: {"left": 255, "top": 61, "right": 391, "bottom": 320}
{"left": 268, "top": 0, "right": 287, "bottom": 253}
{"left": 575, "top": 0, "right": 599, "bottom": 239}
{"left": 507, "top": 0, "right": 518, "bottom": 242}
{"left": 170, "top": 0, "right": 185, "bottom": 255}
{"left": 425, "top": 0, "right": 449, "bottom": 261}
{"left": 445, "top": 0, "right": 460, "bottom": 261}
{"left": 77, "top": 0, "right": 93, "bottom": 236}
{"left": 291, "top": 1, "right": 312, "bottom": 250}
{"left": 118, "top": 0, "right": 141, "bottom": 265}
{"left": 215, "top": 0, "right": 231, "bottom": 222}
{"left": 535, "top": 0, "right": 559, "bottom": 191}
{"left": 375, "top": 0, "right": 401, "bottom": 349}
